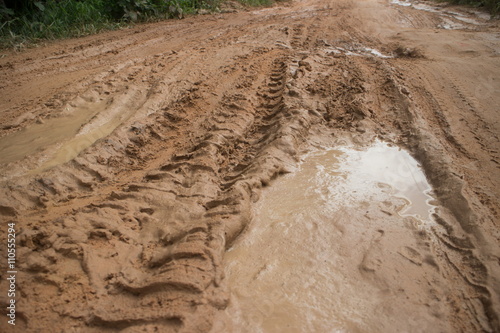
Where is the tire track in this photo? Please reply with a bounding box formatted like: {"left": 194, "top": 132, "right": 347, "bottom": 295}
{"left": 0, "top": 0, "right": 499, "bottom": 331}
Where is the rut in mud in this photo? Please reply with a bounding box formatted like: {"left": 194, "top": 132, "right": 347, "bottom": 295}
{"left": 0, "top": 0, "right": 499, "bottom": 332}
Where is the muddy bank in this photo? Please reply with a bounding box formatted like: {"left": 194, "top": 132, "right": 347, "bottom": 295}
{"left": 0, "top": 0, "right": 499, "bottom": 331}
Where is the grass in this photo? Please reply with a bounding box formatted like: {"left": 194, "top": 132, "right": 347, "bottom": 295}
{"left": 0, "top": 0, "right": 280, "bottom": 49}
{"left": 1, "top": 0, "right": 124, "bottom": 48}
{"left": 1, "top": 0, "right": 498, "bottom": 50}
{"left": 0, "top": 0, "right": 225, "bottom": 49}
{"left": 237, "top": 0, "right": 274, "bottom": 7}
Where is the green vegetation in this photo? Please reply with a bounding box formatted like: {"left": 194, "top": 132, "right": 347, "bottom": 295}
{"left": 0, "top": 0, "right": 220, "bottom": 48}
{"left": 438, "top": 0, "right": 500, "bottom": 15}
{"left": 237, "top": 0, "right": 273, "bottom": 7}
{"left": 1, "top": 0, "right": 115, "bottom": 47}
{"left": 4, "top": 0, "right": 494, "bottom": 50}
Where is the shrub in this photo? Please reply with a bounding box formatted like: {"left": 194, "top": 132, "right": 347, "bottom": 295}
{"left": 0, "top": 0, "right": 219, "bottom": 48}
{"left": 438, "top": 0, "right": 500, "bottom": 16}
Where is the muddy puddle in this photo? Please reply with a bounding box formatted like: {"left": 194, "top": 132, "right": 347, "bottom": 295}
{"left": 323, "top": 46, "right": 392, "bottom": 59}
{"left": 329, "top": 141, "right": 436, "bottom": 221}
{"left": 0, "top": 103, "right": 103, "bottom": 167}
{"left": 33, "top": 101, "right": 124, "bottom": 173}
{"left": 390, "top": 0, "right": 489, "bottom": 29}
{"left": 223, "top": 141, "right": 445, "bottom": 332}
{"left": 0, "top": 92, "right": 143, "bottom": 176}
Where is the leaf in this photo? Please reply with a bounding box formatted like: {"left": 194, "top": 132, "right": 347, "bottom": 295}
{"left": 34, "top": 1, "right": 46, "bottom": 12}
{"left": 125, "top": 9, "right": 138, "bottom": 21}
{"left": 0, "top": 7, "right": 15, "bottom": 17}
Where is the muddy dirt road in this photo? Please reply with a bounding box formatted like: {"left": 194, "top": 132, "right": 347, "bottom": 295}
{"left": 0, "top": 0, "right": 499, "bottom": 331}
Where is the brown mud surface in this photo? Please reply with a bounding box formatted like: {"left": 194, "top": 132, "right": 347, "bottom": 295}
{"left": 0, "top": 0, "right": 499, "bottom": 331}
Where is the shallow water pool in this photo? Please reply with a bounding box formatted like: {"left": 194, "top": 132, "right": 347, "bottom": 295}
{"left": 223, "top": 141, "right": 444, "bottom": 332}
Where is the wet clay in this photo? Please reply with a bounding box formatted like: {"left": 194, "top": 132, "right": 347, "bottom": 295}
{"left": 0, "top": 0, "right": 499, "bottom": 331}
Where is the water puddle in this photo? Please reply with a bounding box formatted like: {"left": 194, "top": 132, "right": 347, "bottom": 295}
{"left": 390, "top": 0, "right": 412, "bottom": 7}
{"left": 324, "top": 45, "right": 392, "bottom": 59}
{"left": 0, "top": 102, "right": 104, "bottom": 166}
{"left": 438, "top": 18, "right": 466, "bottom": 30}
{"left": 224, "top": 141, "right": 439, "bottom": 332}
{"left": 451, "top": 14, "right": 483, "bottom": 25}
{"left": 0, "top": 87, "right": 144, "bottom": 176}
{"left": 390, "top": 0, "right": 489, "bottom": 29}
{"left": 329, "top": 141, "right": 436, "bottom": 220}
{"left": 33, "top": 98, "right": 138, "bottom": 173}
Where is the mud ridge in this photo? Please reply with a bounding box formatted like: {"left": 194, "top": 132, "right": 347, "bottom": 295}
{"left": 1, "top": 0, "right": 499, "bottom": 331}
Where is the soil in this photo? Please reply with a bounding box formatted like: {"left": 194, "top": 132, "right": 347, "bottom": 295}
{"left": 0, "top": 0, "right": 499, "bottom": 332}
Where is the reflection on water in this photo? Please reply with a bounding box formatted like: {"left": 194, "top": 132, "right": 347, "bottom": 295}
{"left": 223, "top": 141, "right": 439, "bottom": 332}
{"left": 331, "top": 141, "right": 436, "bottom": 221}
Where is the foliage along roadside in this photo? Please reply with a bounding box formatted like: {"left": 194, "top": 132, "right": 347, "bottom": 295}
{"left": 0, "top": 0, "right": 221, "bottom": 49}
{"left": 2, "top": 0, "right": 496, "bottom": 50}
{"left": 436, "top": 0, "right": 499, "bottom": 16}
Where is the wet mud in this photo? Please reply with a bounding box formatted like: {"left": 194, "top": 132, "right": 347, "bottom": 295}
{"left": 224, "top": 142, "right": 446, "bottom": 332}
{"left": 0, "top": 0, "right": 499, "bottom": 332}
